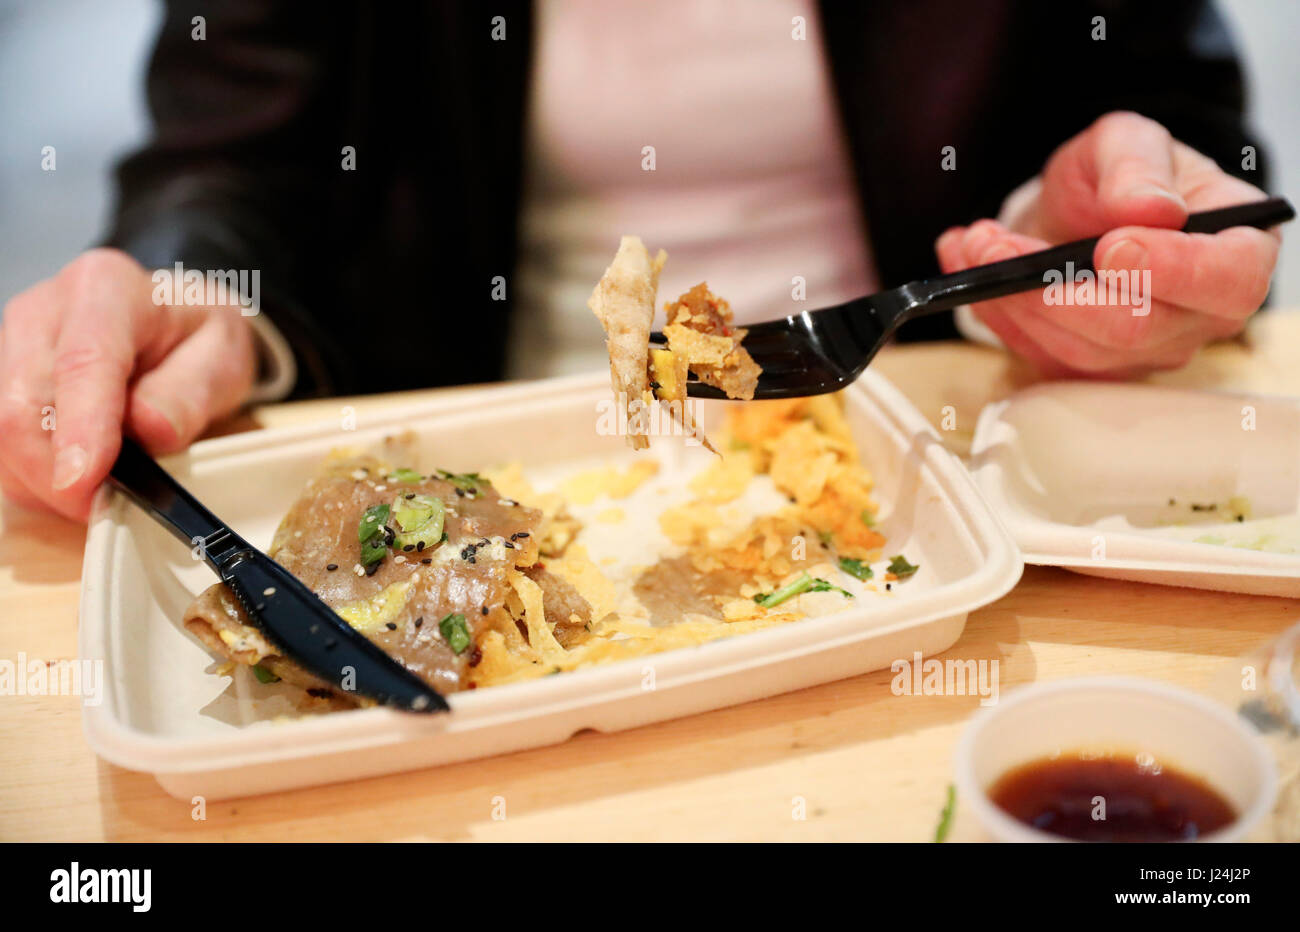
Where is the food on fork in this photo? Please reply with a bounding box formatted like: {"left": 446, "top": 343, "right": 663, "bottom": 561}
{"left": 589, "top": 237, "right": 762, "bottom": 449}
{"left": 587, "top": 235, "right": 666, "bottom": 450}
{"left": 661, "top": 283, "right": 761, "bottom": 402}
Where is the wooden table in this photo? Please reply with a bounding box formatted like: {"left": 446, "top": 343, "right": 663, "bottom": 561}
{"left": 3, "top": 315, "right": 1299, "bottom": 842}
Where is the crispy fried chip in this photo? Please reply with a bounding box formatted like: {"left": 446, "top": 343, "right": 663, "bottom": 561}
{"left": 663, "top": 283, "right": 761, "bottom": 400}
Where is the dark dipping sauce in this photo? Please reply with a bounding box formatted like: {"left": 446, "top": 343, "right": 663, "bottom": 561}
{"left": 989, "top": 754, "right": 1236, "bottom": 842}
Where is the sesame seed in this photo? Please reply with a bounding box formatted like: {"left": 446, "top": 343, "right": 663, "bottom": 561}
{"left": 394, "top": 555, "right": 406, "bottom": 564}
{"left": 326, "top": 563, "right": 338, "bottom": 571}
{"left": 414, "top": 616, "right": 424, "bottom": 628}
{"left": 385, "top": 622, "right": 396, "bottom": 630}
{"left": 354, "top": 564, "right": 365, "bottom": 576}
{"left": 421, "top": 558, "right": 432, "bottom": 565}
{"left": 262, "top": 587, "right": 276, "bottom": 597}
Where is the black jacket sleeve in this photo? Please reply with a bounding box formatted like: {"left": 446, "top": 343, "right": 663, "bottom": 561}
{"left": 107, "top": 1, "right": 534, "bottom": 397}
{"left": 106, "top": 0, "right": 355, "bottom": 393}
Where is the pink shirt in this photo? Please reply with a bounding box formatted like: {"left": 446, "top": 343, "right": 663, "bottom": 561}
{"left": 508, "top": 0, "right": 876, "bottom": 378}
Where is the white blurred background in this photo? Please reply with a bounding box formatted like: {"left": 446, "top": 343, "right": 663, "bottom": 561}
{"left": 1, "top": 0, "right": 1296, "bottom": 310}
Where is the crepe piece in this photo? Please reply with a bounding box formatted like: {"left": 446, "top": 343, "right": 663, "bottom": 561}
{"left": 588, "top": 235, "right": 666, "bottom": 450}
{"left": 182, "top": 452, "right": 591, "bottom": 704}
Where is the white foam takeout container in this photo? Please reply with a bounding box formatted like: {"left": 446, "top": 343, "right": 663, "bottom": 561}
{"left": 970, "top": 382, "right": 1300, "bottom": 597}
{"left": 81, "top": 370, "right": 1022, "bottom": 799}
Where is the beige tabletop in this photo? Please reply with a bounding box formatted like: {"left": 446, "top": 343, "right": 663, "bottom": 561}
{"left": 3, "top": 314, "right": 1299, "bottom": 842}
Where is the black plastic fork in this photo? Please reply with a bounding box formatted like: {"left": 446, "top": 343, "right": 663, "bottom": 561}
{"left": 658, "top": 197, "right": 1295, "bottom": 399}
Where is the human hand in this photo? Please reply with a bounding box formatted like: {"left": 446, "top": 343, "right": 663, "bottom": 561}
{"left": 0, "top": 249, "right": 257, "bottom": 520}
{"left": 936, "top": 112, "right": 1281, "bottom": 378}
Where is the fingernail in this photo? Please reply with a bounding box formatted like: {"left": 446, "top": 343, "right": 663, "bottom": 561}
{"left": 1100, "top": 238, "right": 1149, "bottom": 270}
{"left": 52, "top": 444, "right": 88, "bottom": 491}
{"left": 1125, "top": 183, "right": 1187, "bottom": 210}
{"left": 137, "top": 394, "right": 188, "bottom": 441}
{"left": 980, "top": 243, "right": 1020, "bottom": 264}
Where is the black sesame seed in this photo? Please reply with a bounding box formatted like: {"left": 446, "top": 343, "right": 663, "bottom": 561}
{"left": 504, "top": 541, "right": 515, "bottom": 549}
{"left": 455, "top": 488, "right": 465, "bottom": 497}
{"left": 417, "top": 540, "right": 425, "bottom": 552}
{"left": 326, "top": 563, "right": 338, "bottom": 572}
{"left": 405, "top": 492, "right": 415, "bottom": 499}
{"left": 513, "top": 531, "right": 530, "bottom": 539}
{"left": 366, "top": 562, "right": 380, "bottom": 576}
{"left": 414, "top": 616, "right": 424, "bottom": 628}
{"left": 403, "top": 544, "right": 415, "bottom": 552}
{"left": 481, "top": 605, "right": 489, "bottom": 615}
{"left": 385, "top": 622, "right": 397, "bottom": 630}
{"left": 421, "top": 558, "right": 432, "bottom": 565}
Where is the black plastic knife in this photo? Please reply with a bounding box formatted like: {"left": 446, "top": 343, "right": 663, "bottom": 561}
{"left": 108, "top": 437, "right": 449, "bottom": 713}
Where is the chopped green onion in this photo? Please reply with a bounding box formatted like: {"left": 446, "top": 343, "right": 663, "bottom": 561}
{"left": 439, "top": 612, "right": 471, "bottom": 654}
{"left": 387, "top": 467, "right": 423, "bottom": 483}
{"left": 839, "top": 557, "right": 873, "bottom": 581}
{"left": 860, "top": 509, "right": 876, "bottom": 528}
{"left": 392, "top": 494, "right": 445, "bottom": 552}
{"left": 887, "top": 555, "right": 919, "bottom": 578}
{"left": 252, "top": 664, "right": 280, "bottom": 684}
{"left": 436, "top": 469, "right": 487, "bottom": 492}
{"left": 934, "top": 784, "right": 956, "bottom": 842}
{"left": 358, "top": 504, "right": 391, "bottom": 543}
